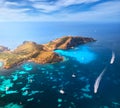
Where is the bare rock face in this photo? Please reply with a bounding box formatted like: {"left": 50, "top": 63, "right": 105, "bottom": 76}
{"left": 43, "top": 36, "right": 95, "bottom": 50}
{"left": 32, "top": 51, "right": 63, "bottom": 64}
{"left": 0, "top": 46, "right": 9, "bottom": 52}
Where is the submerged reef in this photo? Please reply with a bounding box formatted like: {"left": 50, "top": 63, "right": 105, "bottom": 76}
{"left": 0, "top": 36, "right": 95, "bottom": 69}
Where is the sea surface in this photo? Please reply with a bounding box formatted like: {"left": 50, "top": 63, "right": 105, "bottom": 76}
{"left": 0, "top": 22, "right": 120, "bottom": 108}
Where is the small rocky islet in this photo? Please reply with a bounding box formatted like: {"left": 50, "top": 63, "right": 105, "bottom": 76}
{"left": 0, "top": 36, "right": 95, "bottom": 69}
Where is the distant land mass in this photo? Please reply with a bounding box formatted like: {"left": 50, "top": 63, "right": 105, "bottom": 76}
{"left": 0, "top": 36, "right": 95, "bottom": 69}
{"left": 0, "top": 46, "right": 10, "bottom": 52}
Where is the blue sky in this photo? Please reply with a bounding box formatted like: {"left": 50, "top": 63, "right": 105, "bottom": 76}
{"left": 0, "top": 0, "right": 120, "bottom": 22}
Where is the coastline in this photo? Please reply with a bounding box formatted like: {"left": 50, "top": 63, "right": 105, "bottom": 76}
{"left": 0, "top": 36, "right": 95, "bottom": 69}
{"left": 0, "top": 60, "right": 4, "bottom": 69}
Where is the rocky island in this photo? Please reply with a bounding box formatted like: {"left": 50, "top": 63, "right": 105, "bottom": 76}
{"left": 0, "top": 36, "right": 95, "bottom": 69}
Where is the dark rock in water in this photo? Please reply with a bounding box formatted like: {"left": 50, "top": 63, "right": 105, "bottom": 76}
{"left": 0, "top": 36, "right": 96, "bottom": 69}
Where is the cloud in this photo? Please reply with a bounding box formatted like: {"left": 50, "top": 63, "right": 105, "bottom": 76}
{"left": 59, "top": 1, "right": 120, "bottom": 22}
{"left": 0, "top": 0, "right": 120, "bottom": 22}
{"left": 32, "top": 0, "right": 99, "bottom": 12}
{"left": 0, "top": 7, "right": 30, "bottom": 21}
{"left": 92, "top": 1, "right": 120, "bottom": 13}
{"left": 56, "top": 0, "right": 99, "bottom": 6}
{"left": 4, "top": 1, "right": 20, "bottom": 7}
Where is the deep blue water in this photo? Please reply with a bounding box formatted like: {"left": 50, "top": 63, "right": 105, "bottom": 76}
{"left": 0, "top": 22, "right": 120, "bottom": 49}
{"left": 0, "top": 22, "right": 120, "bottom": 108}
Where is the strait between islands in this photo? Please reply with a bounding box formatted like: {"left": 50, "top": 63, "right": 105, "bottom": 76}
{"left": 0, "top": 36, "right": 95, "bottom": 69}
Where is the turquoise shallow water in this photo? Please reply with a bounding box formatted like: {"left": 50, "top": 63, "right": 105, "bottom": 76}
{"left": 0, "top": 41, "right": 120, "bottom": 108}
{"left": 55, "top": 46, "right": 96, "bottom": 64}
{"left": 0, "top": 62, "right": 3, "bottom": 67}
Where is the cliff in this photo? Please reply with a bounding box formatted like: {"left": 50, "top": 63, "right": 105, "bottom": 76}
{"left": 0, "top": 36, "right": 95, "bottom": 69}
{"left": 43, "top": 36, "right": 95, "bottom": 50}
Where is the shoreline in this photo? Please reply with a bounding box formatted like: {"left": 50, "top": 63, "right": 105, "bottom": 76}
{"left": 0, "top": 60, "right": 4, "bottom": 69}
{"left": 0, "top": 36, "right": 95, "bottom": 69}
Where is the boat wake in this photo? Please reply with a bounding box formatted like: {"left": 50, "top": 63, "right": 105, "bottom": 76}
{"left": 94, "top": 51, "right": 115, "bottom": 93}
{"left": 110, "top": 51, "right": 115, "bottom": 64}
{"left": 94, "top": 68, "right": 106, "bottom": 93}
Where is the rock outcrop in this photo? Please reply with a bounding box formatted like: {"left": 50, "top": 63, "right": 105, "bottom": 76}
{"left": 43, "top": 36, "right": 95, "bottom": 50}
{"left": 0, "top": 46, "right": 9, "bottom": 52}
{"left": 0, "top": 36, "right": 95, "bottom": 69}
{"left": 32, "top": 51, "right": 63, "bottom": 64}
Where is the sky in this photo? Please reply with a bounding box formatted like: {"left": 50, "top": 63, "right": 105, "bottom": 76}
{"left": 0, "top": 0, "right": 120, "bottom": 22}
{"left": 0, "top": 0, "right": 120, "bottom": 49}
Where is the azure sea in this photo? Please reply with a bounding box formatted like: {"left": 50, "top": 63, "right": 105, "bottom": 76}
{"left": 0, "top": 22, "right": 120, "bottom": 108}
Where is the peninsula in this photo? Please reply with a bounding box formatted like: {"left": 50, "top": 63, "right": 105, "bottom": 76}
{"left": 0, "top": 36, "right": 95, "bottom": 69}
